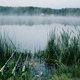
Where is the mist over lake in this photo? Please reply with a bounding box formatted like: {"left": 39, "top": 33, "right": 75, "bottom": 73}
{"left": 0, "top": 15, "right": 80, "bottom": 52}
{"left": 0, "top": 15, "right": 80, "bottom": 26}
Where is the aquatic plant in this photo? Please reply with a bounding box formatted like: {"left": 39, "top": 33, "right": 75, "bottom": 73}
{"left": 44, "top": 29, "right": 80, "bottom": 77}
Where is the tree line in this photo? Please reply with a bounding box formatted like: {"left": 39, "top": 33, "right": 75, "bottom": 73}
{"left": 0, "top": 6, "right": 80, "bottom": 16}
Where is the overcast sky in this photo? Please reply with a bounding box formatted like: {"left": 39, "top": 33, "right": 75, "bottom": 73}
{"left": 0, "top": 0, "right": 80, "bottom": 9}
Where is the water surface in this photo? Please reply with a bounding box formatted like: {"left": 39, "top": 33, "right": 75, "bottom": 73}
{"left": 0, "top": 16, "right": 80, "bottom": 52}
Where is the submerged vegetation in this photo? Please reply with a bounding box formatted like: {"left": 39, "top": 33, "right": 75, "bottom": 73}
{"left": 0, "top": 29, "right": 80, "bottom": 80}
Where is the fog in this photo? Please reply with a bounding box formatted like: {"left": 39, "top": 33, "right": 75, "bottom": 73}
{"left": 0, "top": 15, "right": 80, "bottom": 26}
{"left": 0, "top": 15, "right": 80, "bottom": 52}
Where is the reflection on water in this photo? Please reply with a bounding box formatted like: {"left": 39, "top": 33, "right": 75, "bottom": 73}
{"left": 0, "top": 24, "right": 80, "bottom": 52}
{"left": 0, "top": 16, "right": 80, "bottom": 26}
{"left": 0, "top": 16, "right": 80, "bottom": 52}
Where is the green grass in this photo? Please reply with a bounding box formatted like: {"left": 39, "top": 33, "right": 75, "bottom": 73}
{"left": 43, "top": 29, "right": 80, "bottom": 78}
{"left": 0, "top": 29, "right": 80, "bottom": 80}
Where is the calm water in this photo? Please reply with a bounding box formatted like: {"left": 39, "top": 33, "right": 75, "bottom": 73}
{"left": 0, "top": 16, "right": 80, "bottom": 52}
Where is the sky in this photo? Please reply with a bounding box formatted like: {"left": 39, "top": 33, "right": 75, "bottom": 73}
{"left": 0, "top": 0, "right": 80, "bottom": 9}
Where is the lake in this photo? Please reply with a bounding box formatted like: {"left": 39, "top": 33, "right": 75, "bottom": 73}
{"left": 0, "top": 15, "right": 80, "bottom": 52}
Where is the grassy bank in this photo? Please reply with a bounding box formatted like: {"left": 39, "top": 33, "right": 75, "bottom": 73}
{"left": 43, "top": 29, "right": 80, "bottom": 78}
{"left": 0, "top": 29, "right": 80, "bottom": 80}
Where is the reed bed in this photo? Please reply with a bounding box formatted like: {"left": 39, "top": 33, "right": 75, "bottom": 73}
{"left": 0, "top": 34, "right": 13, "bottom": 67}
{"left": 0, "top": 33, "right": 32, "bottom": 80}
{"left": 0, "top": 28, "right": 80, "bottom": 80}
{"left": 44, "top": 29, "right": 80, "bottom": 77}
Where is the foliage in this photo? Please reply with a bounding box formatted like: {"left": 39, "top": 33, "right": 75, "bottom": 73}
{"left": 44, "top": 29, "right": 80, "bottom": 77}
{"left": 0, "top": 6, "right": 80, "bottom": 16}
{"left": 0, "top": 28, "right": 80, "bottom": 79}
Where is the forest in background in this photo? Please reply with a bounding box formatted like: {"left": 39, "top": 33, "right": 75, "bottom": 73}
{"left": 0, "top": 6, "right": 80, "bottom": 16}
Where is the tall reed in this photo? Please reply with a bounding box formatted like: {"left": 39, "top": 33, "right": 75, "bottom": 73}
{"left": 44, "top": 29, "right": 80, "bottom": 77}
{"left": 0, "top": 34, "right": 13, "bottom": 67}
